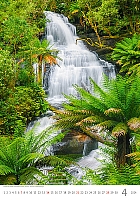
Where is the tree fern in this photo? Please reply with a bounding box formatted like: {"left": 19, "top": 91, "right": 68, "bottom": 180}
{"left": 53, "top": 75, "right": 140, "bottom": 167}
{"left": 0, "top": 124, "right": 69, "bottom": 185}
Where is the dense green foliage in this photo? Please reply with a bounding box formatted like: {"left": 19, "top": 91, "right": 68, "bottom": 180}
{"left": 0, "top": 50, "right": 17, "bottom": 100}
{"left": 0, "top": 0, "right": 140, "bottom": 185}
{"left": 112, "top": 34, "right": 140, "bottom": 80}
{"left": 0, "top": 0, "right": 66, "bottom": 185}
{"left": 0, "top": 0, "right": 59, "bottom": 136}
{"left": 0, "top": 84, "right": 49, "bottom": 136}
{"left": 0, "top": 49, "right": 49, "bottom": 136}
{"left": 46, "top": 0, "right": 140, "bottom": 48}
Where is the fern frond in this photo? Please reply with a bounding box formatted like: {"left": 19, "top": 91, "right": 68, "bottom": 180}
{"left": 76, "top": 115, "right": 104, "bottom": 126}
{"left": 104, "top": 108, "right": 124, "bottom": 121}
{"left": 128, "top": 117, "right": 140, "bottom": 132}
{"left": 125, "top": 79, "right": 140, "bottom": 118}
{"left": 20, "top": 166, "right": 44, "bottom": 184}
{"left": 73, "top": 84, "right": 108, "bottom": 113}
{"left": 39, "top": 155, "right": 73, "bottom": 167}
{"left": 95, "top": 120, "right": 118, "bottom": 131}
{"left": 40, "top": 131, "right": 67, "bottom": 153}
{"left": 111, "top": 34, "right": 140, "bottom": 79}
{"left": 129, "top": 63, "right": 140, "bottom": 72}
{"left": 120, "top": 61, "right": 131, "bottom": 70}
{"left": 63, "top": 94, "right": 96, "bottom": 111}
{"left": 0, "top": 165, "right": 14, "bottom": 175}
{"left": 127, "top": 152, "right": 140, "bottom": 159}
{"left": 0, "top": 149, "right": 9, "bottom": 164}
{"left": 25, "top": 124, "right": 59, "bottom": 153}
{"left": 55, "top": 114, "right": 88, "bottom": 129}
{"left": 54, "top": 109, "right": 93, "bottom": 117}
{"left": 107, "top": 76, "right": 130, "bottom": 110}
{"left": 112, "top": 122, "right": 128, "bottom": 137}
{"left": 18, "top": 153, "right": 44, "bottom": 166}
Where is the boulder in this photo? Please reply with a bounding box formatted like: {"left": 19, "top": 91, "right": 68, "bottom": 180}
{"left": 52, "top": 131, "right": 98, "bottom": 156}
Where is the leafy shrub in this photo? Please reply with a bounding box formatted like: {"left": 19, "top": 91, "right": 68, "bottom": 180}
{"left": 0, "top": 50, "right": 17, "bottom": 100}
{"left": 0, "top": 85, "right": 49, "bottom": 136}
{"left": 16, "top": 66, "right": 35, "bottom": 86}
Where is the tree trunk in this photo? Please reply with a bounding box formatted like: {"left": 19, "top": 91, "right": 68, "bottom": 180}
{"left": 37, "top": 55, "right": 43, "bottom": 85}
{"left": 37, "top": 64, "right": 42, "bottom": 85}
{"left": 116, "top": 134, "right": 131, "bottom": 167}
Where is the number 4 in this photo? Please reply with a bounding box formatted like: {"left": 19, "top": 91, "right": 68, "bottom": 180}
{"left": 122, "top": 189, "right": 127, "bottom": 196}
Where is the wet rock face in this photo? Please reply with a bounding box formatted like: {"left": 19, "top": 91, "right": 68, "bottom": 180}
{"left": 52, "top": 131, "right": 98, "bottom": 156}
{"left": 76, "top": 26, "right": 120, "bottom": 64}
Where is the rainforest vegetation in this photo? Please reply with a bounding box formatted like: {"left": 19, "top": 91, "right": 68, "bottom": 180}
{"left": 0, "top": 0, "right": 140, "bottom": 185}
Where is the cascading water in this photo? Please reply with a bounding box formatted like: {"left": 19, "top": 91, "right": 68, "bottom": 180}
{"left": 43, "top": 11, "right": 115, "bottom": 106}
{"left": 30, "top": 11, "right": 116, "bottom": 175}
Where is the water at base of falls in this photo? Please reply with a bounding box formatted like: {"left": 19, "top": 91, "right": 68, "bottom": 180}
{"left": 31, "top": 11, "right": 116, "bottom": 175}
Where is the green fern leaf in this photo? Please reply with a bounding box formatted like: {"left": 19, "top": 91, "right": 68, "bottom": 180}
{"left": 112, "top": 122, "right": 128, "bottom": 137}
{"left": 0, "top": 165, "right": 14, "bottom": 175}
{"left": 94, "top": 120, "right": 118, "bottom": 131}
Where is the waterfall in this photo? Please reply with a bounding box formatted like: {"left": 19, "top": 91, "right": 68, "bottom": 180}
{"left": 31, "top": 11, "right": 116, "bottom": 173}
{"left": 43, "top": 11, "right": 116, "bottom": 106}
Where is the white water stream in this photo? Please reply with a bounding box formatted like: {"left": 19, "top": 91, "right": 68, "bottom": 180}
{"left": 32, "top": 11, "right": 116, "bottom": 175}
